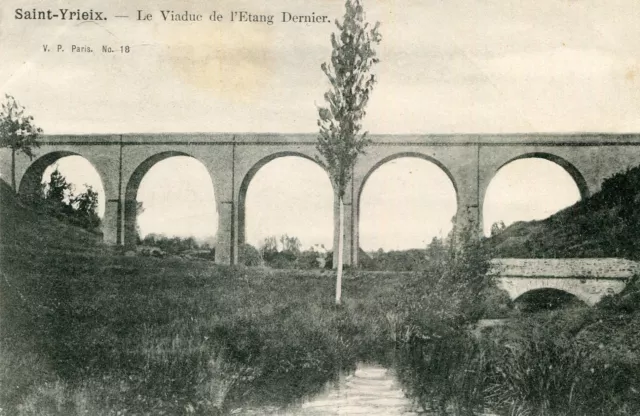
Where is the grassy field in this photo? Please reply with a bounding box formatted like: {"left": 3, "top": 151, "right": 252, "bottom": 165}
{"left": 0, "top": 181, "right": 428, "bottom": 414}
{"left": 2, "top": 180, "right": 640, "bottom": 416}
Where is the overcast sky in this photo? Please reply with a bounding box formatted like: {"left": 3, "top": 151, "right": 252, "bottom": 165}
{"left": 2, "top": 0, "right": 639, "bottom": 134}
{"left": 2, "top": 0, "right": 636, "bottom": 249}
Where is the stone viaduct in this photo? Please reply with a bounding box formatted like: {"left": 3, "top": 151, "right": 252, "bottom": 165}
{"left": 3, "top": 133, "right": 640, "bottom": 271}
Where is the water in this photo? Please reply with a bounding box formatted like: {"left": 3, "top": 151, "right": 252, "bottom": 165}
{"left": 230, "top": 363, "right": 421, "bottom": 415}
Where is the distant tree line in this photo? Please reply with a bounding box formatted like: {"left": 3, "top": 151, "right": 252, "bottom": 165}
{"left": 237, "top": 233, "right": 458, "bottom": 272}
{"left": 358, "top": 236, "right": 452, "bottom": 272}
{"left": 238, "top": 234, "right": 330, "bottom": 269}
{"left": 139, "top": 233, "right": 213, "bottom": 257}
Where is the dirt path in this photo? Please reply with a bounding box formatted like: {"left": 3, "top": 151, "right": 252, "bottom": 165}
{"left": 231, "top": 363, "right": 421, "bottom": 415}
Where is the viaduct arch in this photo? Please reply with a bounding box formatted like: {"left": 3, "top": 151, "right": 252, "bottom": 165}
{"left": 123, "top": 151, "right": 217, "bottom": 249}
{"left": 20, "top": 151, "right": 81, "bottom": 197}
{"left": 4, "top": 133, "right": 640, "bottom": 266}
{"left": 492, "top": 152, "right": 590, "bottom": 200}
{"left": 237, "top": 151, "right": 329, "bottom": 247}
{"left": 356, "top": 152, "right": 460, "bottom": 210}
{"left": 357, "top": 152, "right": 459, "bottom": 253}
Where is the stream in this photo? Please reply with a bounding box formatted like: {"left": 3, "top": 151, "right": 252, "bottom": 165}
{"left": 230, "top": 363, "right": 421, "bottom": 415}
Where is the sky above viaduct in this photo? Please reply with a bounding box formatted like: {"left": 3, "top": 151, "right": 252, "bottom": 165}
{"left": 2, "top": 0, "right": 640, "bottom": 134}
{"left": 1, "top": 0, "right": 636, "bottom": 249}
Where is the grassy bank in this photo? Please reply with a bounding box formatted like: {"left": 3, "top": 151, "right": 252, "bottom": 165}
{"left": 488, "top": 165, "right": 640, "bottom": 259}
{"left": 1, "top": 254, "right": 405, "bottom": 413}
{"left": 395, "top": 290, "right": 640, "bottom": 416}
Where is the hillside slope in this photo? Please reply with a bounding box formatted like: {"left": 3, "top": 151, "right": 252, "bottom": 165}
{"left": 488, "top": 165, "right": 640, "bottom": 259}
{"left": 0, "top": 179, "right": 107, "bottom": 259}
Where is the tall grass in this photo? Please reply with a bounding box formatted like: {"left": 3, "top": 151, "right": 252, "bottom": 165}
{"left": 0, "top": 243, "right": 408, "bottom": 414}
{"left": 3, "top": 185, "right": 639, "bottom": 415}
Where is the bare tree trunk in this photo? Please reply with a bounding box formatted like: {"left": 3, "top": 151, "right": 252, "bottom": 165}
{"left": 11, "top": 148, "right": 16, "bottom": 192}
{"left": 336, "top": 196, "right": 344, "bottom": 305}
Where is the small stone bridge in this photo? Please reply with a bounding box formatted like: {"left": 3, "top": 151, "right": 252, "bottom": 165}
{"left": 489, "top": 258, "right": 638, "bottom": 305}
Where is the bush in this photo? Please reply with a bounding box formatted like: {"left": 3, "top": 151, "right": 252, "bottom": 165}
{"left": 361, "top": 249, "right": 428, "bottom": 271}
{"left": 392, "top": 226, "right": 494, "bottom": 413}
{"left": 397, "top": 332, "right": 486, "bottom": 415}
{"left": 477, "top": 285, "right": 514, "bottom": 319}
{"left": 263, "top": 250, "right": 297, "bottom": 269}
{"left": 238, "top": 244, "right": 262, "bottom": 267}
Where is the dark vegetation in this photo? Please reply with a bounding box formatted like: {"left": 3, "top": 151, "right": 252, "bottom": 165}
{"left": 396, "top": 297, "right": 640, "bottom": 416}
{"left": 360, "top": 237, "right": 450, "bottom": 272}
{"left": 488, "top": 165, "right": 640, "bottom": 259}
{"left": 21, "top": 167, "right": 102, "bottom": 233}
{"left": 138, "top": 233, "right": 214, "bottom": 259}
{"left": 238, "top": 235, "right": 329, "bottom": 270}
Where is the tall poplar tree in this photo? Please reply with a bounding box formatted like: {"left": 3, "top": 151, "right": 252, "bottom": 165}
{"left": 316, "top": 0, "right": 381, "bottom": 304}
{"left": 0, "top": 95, "right": 42, "bottom": 191}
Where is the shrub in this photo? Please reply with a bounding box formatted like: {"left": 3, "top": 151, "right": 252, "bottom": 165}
{"left": 296, "top": 249, "right": 324, "bottom": 269}
{"left": 598, "top": 274, "right": 640, "bottom": 313}
{"left": 263, "top": 250, "right": 297, "bottom": 269}
{"left": 393, "top": 225, "right": 493, "bottom": 413}
{"left": 477, "top": 285, "right": 514, "bottom": 319}
{"left": 238, "top": 244, "right": 262, "bottom": 267}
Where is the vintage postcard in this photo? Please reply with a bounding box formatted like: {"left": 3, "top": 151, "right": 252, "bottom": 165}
{"left": 1, "top": 1, "right": 639, "bottom": 415}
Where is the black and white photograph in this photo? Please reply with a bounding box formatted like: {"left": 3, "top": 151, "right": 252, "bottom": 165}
{"left": 1, "top": 1, "right": 639, "bottom": 414}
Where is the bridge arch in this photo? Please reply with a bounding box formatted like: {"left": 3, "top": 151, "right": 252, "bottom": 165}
{"left": 496, "top": 277, "right": 623, "bottom": 307}
{"left": 495, "top": 152, "right": 590, "bottom": 199}
{"left": 18, "top": 151, "right": 107, "bottom": 219}
{"left": 356, "top": 152, "right": 459, "bottom": 252}
{"left": 237, "top": 151, "right": 333, "bottom": 246}
{"left": 123, "top": 151, "right": 216, "bottom": 249}
{"left": 357, "top": 152, "right": 460, "bottom": 206}
{"left": 482, "top": 152, "right": 587, "bottom": 236}
{"left": 513, "top": 288, "right": 586, "bottom": 311}
{"left": 19, "top": 151, "right": 105, "bottom": 198}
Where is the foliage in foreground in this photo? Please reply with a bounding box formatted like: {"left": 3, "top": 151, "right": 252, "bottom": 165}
{"left": 0, "top": 180, "right": 388, "bottom": 414}
{"left": 396, "top": 285, "right": 640, "bottom": 416}
{"left": 1, "top": 177, "right": 494, "bottom": 415}
{"left": 1, "top": 257, "right": 356, "bottom": 414}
